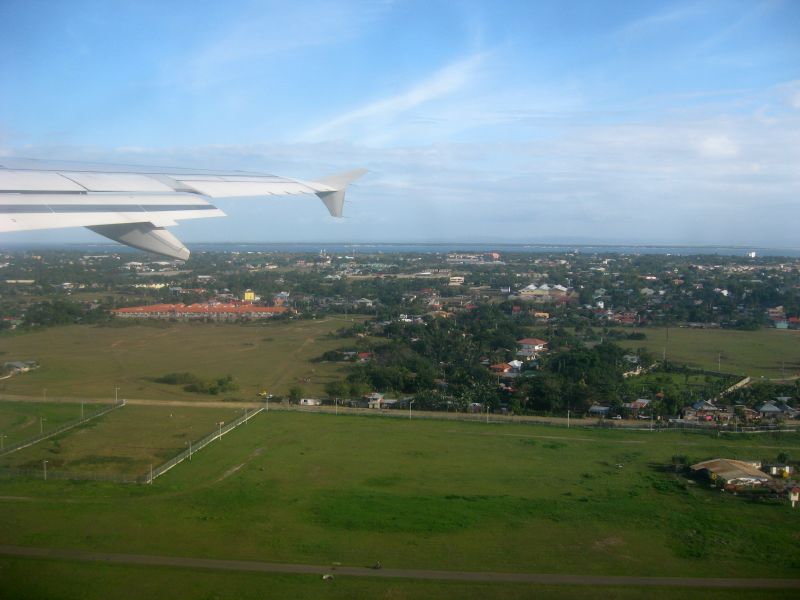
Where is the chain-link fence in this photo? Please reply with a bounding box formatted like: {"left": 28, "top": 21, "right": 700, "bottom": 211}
{"left": 0, "top": 401, "right": 125, "bottom": 458}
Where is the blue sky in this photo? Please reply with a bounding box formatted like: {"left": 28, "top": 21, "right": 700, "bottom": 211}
{"left": 1, "top": 0, "right": 799, "bottom": 247}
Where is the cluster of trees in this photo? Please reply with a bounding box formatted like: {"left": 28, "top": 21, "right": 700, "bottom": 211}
{"left": 22, "top": 300, "right": 110, "bottom": 328}
{"left": 318, "top": 305, "right": 660, "bottom": 415}
{"left": 155, "top": 372, "right": 238, "bottom": 395}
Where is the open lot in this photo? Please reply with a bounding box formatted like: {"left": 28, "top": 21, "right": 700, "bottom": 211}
{"left": 0, "top": 403, "right": 246, "bottom": 478}
{"left": 0, "top": 317, "right": 365, "bottom": 400}
{"left": 0, "top": 400, "right": 105, "bottom": 447}
{"left": 0, "top": 411, "right": 798, "bottom": 598}
{"left": 618, "top": 327, "right": 800, "bottom": 379}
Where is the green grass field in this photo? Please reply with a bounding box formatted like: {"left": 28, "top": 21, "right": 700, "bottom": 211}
{"left": 0, "top": 400, "right": 110, "bottom": 447}
{"left": 0, "top": 317, "right": 365, "bottom": 400}
{"left": 0, "top": 411, "right": 798, "bottom": 598}
{"left": 0, "top": 403, "right": 247, "bottom": 477}
{"left": 619, "top": 327, "right": 800, "bottom": 378}
{"left": 1, "top": 558, "right": 797, "bottom": 600}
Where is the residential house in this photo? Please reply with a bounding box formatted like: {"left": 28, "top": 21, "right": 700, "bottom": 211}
{"left": 623, "top": 398, "right": 650, "bottom": 417}
{"left": 685, "top": 400, "right": 721, "bottom": 421}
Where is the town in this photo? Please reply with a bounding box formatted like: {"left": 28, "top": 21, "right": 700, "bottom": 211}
{"left": 1, "top": 248, "right": 798, "bottom": 425}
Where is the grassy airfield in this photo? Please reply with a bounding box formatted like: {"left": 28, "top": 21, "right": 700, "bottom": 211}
{"left": 0, "top": 402, "right": 247, "bottom": 478}
{"left": 0, "top": 317, "right": 366, "bottom": 400}
{"left": 618, "top": 326, "right": 800, "bottom": 379}
{"left": 0, "top": 411, "right": 798, "bottom": 599}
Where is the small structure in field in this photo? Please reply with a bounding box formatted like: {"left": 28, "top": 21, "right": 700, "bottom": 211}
{"left": 690, "top": 459, "right": 772, "bottom": 491}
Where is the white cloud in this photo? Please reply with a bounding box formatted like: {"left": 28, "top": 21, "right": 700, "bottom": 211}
{"left": 5, "top": 80, "right": 800, "bottom": 247}
{"left": 697, "top": 134, "right": 739, "bottom": 158}
{"left": 299, "top": 53, "right": 487, "bottom": 143}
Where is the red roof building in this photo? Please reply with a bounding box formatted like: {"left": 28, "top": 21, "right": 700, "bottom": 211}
{"left": 113, "top": 302, "right": 289, "bottom": 321}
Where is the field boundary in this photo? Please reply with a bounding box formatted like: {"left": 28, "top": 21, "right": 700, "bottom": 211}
{"left": 0, "top": 400, "right": 125, "bottom": 458}
{"left": 147, "top": 406, "right": 263, "bottom": 483}
{"left": 0, "top": 404, "right": 263, "bottom": 484}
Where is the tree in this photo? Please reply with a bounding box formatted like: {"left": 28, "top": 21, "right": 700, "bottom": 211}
{"left": 288, "top": 386, "right": 303, "bottom": 404}
{"left": 324, "top": 380, "right": 348, "bottom": 399}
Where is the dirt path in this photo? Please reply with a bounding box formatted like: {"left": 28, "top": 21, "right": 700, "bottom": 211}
{"left": 214, "top": 447, "right": 265, "bottom": 484}
{"left": 0, "top": 545, "right": 797, "bottom": 589}
{"left": 268, "top": 335, "right": 314, "bottom": 391}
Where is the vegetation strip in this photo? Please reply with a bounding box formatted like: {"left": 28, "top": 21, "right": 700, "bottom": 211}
{"left": 0, "top": 545, "right": 798, "bottom": 588}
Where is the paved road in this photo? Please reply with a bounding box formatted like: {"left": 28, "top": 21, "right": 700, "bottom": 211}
{"left": 1, "top": 545, "right": 798, "bottom": 589}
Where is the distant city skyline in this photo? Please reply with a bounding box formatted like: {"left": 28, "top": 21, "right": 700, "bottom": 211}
{"left": 1, "top": 0, "right": 799, "bottom": 248}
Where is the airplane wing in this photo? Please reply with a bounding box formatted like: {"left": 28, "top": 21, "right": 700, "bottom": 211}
{"left": 0, "top": 157, "right": 366, "bottom": 260}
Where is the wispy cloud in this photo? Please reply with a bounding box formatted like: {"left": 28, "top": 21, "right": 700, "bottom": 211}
{"left": 299, "top": 52, "right": 487, "bottom": 143}
{"left": 616, "top": 2, "right": 706, "bottom": 39}
{"left": 170, "top": 1, "right": 389, "bottom": 90}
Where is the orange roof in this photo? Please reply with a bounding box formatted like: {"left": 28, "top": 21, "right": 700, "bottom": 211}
{"left": 518, "top": 338, "right": 547, "bottom": 346}
{"left": 114, "top": 303, "right": 287, "bottom": 315}
{"left": 490, "top": 363, "right": 512, "bottom": 372}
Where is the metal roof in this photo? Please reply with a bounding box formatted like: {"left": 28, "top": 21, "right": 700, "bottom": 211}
{"left": 691, "top": 459, "right": 770, "bottom": 482}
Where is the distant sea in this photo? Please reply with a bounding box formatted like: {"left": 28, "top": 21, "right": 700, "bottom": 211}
{"left": 3, "top": 242, "right": 800, "bottom": 258}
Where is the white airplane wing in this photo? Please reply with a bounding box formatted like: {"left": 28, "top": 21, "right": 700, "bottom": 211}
{"left": 0, "top": 158, "right": 366, "bottom": 260}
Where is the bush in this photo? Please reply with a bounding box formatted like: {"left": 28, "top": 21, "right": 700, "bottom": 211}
{"left": 155, "top": 372, "right": 238, "bottom": 395}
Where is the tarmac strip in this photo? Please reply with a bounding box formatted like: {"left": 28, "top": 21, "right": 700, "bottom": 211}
{"left": 0, "top": 545, "right": 798, "bottom": 589}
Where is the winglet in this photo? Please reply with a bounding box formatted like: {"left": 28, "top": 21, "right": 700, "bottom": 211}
{"left": 313, "top": 169, "right": 367, "bottom": 217}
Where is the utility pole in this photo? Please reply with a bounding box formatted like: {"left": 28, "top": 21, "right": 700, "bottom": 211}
{"left": 409, "top": 399, "right": 414, "bottom": 420}
{"left": 43, "top": 459, "right": 48, "bottom": 481}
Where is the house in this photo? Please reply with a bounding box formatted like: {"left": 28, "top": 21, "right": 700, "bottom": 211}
{"left": 517, "top": 338, "right": 547, "bottom": 352}
{"left": 366, "top": 393, "right": 398, "bottom": 409}
{"left": 365, "top": 392, "right": 388, "bottom": 409}
{"left": 517, "top": 337, "right": 548, "bottom": 360}
{"left": 690, "top": 459, "right": 772, "bottom": 490}
{"left": 588, "top": 405, "right": 611, "bottom": 417}
{"left": 623, "top": 398, "right": 650, "bottom": 417}
{"left": 685, "top": 400, "right": 720, "bottom": 421}
{"left": 355, "top": 298, "right": 375, "bottom": 308}
{"left": 489, "top": 363, "right": 513, "bottom": 374}
{"left": 299, "top": 398, "right": 321, "bottom": 406}
{"left": 756, "top": 401, "right": 785, "bottom": 420}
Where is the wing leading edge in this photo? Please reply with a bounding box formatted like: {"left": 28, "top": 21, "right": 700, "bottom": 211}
{"left": 0, "top": 158, "right": 366, "bottom": 260}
